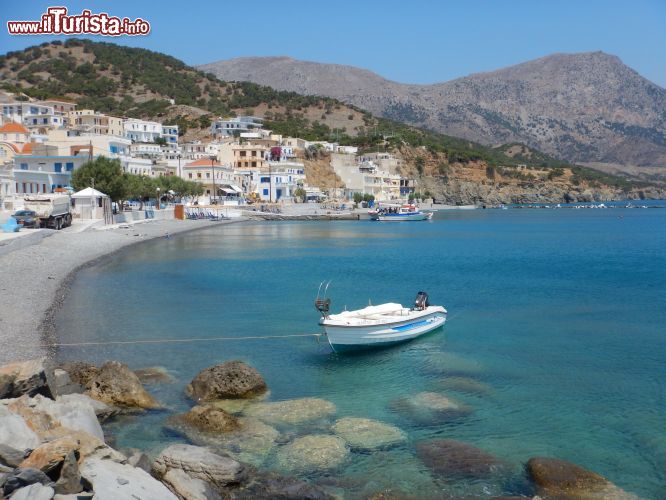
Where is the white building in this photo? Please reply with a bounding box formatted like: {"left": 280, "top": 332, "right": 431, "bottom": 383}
{"left": 330, "top": 153, "right": 401, "bottom": 201}
{"left": 45, "top": 129, "right": 131, "bottom": 157}
{"left": 211, "top": 116, "right": 264, "bottom": 138}
{"left": 162, "top": 125, "right": 179, "bottom": 151}
{"left": 130, "top": 142, "right": 163, "bottom": 158}
{"left": 123, "top": 119, "right": 163, "bottom": 143}
{"left": 254, "top": 160, "right": 306, "bottom": 202}
{"left": 12, "top": 148, "right": 90, "bottom": 195}
{"left": 1, "top": 102, "right": 63, "bottom": 132}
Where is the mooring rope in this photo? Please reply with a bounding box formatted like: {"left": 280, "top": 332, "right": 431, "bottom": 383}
{"left": 38, "top": 333, "right": 324, "bottom": 349}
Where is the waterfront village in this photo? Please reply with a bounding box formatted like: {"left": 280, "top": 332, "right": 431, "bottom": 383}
{"left": 0, "top": 91, "right": 417, "bottom": 219}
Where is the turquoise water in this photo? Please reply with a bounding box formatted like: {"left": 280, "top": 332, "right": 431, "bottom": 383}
{"left": 55, "top": 208, "right": 666, "bottom": 498}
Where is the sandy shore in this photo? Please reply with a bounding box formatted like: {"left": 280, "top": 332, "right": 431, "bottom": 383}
{"left": 0, "top": 217, "right": 243, "bottom": 364}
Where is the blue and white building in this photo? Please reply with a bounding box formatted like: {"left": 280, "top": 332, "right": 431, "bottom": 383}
{"left": 12, "top": 150, "right": 89, "bottom": 194}
{"left": 211, "top": 116, "right": 264, "bottom": 138}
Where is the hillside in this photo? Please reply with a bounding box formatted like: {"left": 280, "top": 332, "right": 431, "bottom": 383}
{"left": 200, "top": 53, "right": 666, "bottom": 178}
{"left": 0, "top": 40, "right": 662, "bottom": 203}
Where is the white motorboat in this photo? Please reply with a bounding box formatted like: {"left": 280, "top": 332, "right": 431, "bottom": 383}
{"left": 315, "top": 288, "right": 446, "bottom": 352}
{"left": 369, "top": 204, "right": 433, "bottom": 221}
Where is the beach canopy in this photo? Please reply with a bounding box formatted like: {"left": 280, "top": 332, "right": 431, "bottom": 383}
{"left": 71, "top": 187, "right": 109, "bottom": 198}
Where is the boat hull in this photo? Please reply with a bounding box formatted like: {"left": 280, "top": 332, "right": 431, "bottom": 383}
{"left": 370, "top": 212, "right": 432, "bottom": 221}
{"left": 323, "top": 311, "right": 446, "bottom": 352}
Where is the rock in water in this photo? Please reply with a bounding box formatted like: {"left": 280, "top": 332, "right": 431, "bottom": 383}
{"left": 153, "top": 444, "right": 247, "bottom": 488}
{"left": 276, "top": 435, "right": 349, "bottom": 473}
{"left": 86, "top": 361, "right": 160, "bottom": 409}
{"left": 133, "top": 366, "right": 176, "bottom": 384}
{"left": 0, "top": 358, "right": 56, "bottom": 399}
{"left": 80, "top": 457, "right": 177, "bottom": 500}
{"left": 169, "top": 405, "right": 240, "bottom": 433}
{"left": 59, "top": 362, "right": 99, "bottom": 388}
{"left": 162, "top": 468, "right": 220, "bottom": 500}
{"left": 332, "top": 417, "right": 406, "bottom": 451}
{"left": 415, "top": 439, "right": 504, "bottom": 480}
{"left": 186, "top": 361, "right": 267, "bottom": 401}
{"left": 437, "top": 376, "right": 492, "bottom": 395}
{"left": 245, "top": 398, "right": 336, "bottom": 426}
{"left": 389, "top": 391, "right": 472, "bottom": 424}
{"left": 234, "top": 470, "right": 335, "bottom": 499}
{"left": 526, "top": 457, "right": 638, "bottom": 499}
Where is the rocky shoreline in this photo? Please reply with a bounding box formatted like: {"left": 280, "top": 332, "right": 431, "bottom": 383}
{"left": 0, "top": 358, "right": 639, "bottom": 499}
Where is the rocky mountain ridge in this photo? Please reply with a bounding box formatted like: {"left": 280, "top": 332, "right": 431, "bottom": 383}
{"left": 200, "top": 52, "right": 666, "bottom": 177}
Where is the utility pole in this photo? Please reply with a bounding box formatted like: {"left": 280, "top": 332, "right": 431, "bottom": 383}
{"left": 210, "top": 156, "right": 216, "bottom": 204}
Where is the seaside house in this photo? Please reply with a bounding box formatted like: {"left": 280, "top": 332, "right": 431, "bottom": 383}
{"left": 71, "top": 187, "right": 109, "bottom": 220}
{"left": 1, "top": 101, "right": 65, "bottom": 134}
{"left": 12, "top": 144, "right": 89, "bottom": 195}
{"left": 161, "top": 125, "right": 180, "bottom": 152}
{"left": 218, "top": 142, "right": 269, "bottom": 170}
{"left": 45, "top": 129, "right": 131, "bottom": 157}
{"left": 182, "top": 158, "right": 240, "bottom": 202}
{"left": 252, "top": 159, "right": 306, "bottom": 202}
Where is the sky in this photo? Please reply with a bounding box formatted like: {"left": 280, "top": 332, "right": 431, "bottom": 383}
{"left": 1, "top": 0, "right": 665, "bottom": 87}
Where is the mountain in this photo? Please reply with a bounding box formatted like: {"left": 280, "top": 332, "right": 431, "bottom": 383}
{"left": 2, "top": 40, "right": 664, "bottom": 203}
{"left": 200, "top": 53, "right": 666, "bottom": 177}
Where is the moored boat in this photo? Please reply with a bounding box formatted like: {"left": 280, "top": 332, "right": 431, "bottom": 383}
{"left": 316, "top": 290, "right": 446, "bottom": 352}
{"left": 369, "top": 203, "right": 433, "bottom": 221}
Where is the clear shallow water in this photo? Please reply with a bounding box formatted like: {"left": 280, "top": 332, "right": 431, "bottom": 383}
{"left": 55, "top": 208, "right": 666, "bottom": 498}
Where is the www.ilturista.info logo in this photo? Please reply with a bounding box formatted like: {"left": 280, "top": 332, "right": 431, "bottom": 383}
{"left": 7, "top": 7, "right": 151, "bottom": 36}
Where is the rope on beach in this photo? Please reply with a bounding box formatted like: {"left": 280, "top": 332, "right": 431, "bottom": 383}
{"left": 38, "top": 333, "right": 324, "bottom": 349}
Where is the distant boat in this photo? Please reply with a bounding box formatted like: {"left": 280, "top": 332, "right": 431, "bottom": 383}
{"left": 315, "top": 287, "right": 446, "bottom": 352}
{"left": 369, "top": 204, "right": 433, "bottom": 221}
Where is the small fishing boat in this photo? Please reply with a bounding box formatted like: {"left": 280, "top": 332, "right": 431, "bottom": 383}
{"left": 369, "top": 204, "right": 433, "bottom": 221}
{"left": 315, "top": 285, "right": 446, "bottom": 352}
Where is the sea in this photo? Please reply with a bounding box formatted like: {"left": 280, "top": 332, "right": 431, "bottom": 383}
{"left": 55, "top": 204, "right": 666, "bottom": 498}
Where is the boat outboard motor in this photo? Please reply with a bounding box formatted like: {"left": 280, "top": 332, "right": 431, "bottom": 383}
{"left": 315, "top": 298, "right": 331, "bottom": 317}
{"left": 414, "top": 291, "right": 429, "bottom": 310}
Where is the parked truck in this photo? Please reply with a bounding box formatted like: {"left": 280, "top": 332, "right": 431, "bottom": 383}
{"left": 23, "top": 194, "right": 72, "bottom": 230}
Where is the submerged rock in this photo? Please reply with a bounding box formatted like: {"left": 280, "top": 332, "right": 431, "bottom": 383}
{"left": 389, "top": 391, "right": 472, "bottom": 424}
{"left": 526, "top": 457, "right": 638, "bottom": 499}
{"left": 168, "top": 415, "right": 279, "bottom": 467}
{"left": 415, "top": 439, "right": 505, "bottom": 480}
{"left": 276, "top": 435, "right": 349, "bottom": 473}
{"left": 86, "top": 361, "right": 161, "bottom": 410}
{"left": 169, "top": 405, "right": 240, "bottom": 434}
{"left": 437, "top": 376, "right": 492, "bottom": 395}
{"left": 186, "top": 361, "right": 267, "bottom": 401}
{"left": 331, "top": 417, "right": 406, "bottom": 451}
{"left": 233, "top": 470, "right": 335, "bottom": 499}
{"left": 80, "top": 457, "right": 177, "bottom": 500}
{"left": 245, "top": 398, "right": 336, "bottom": 426}
{"left": 133, "top": 366, "right": 176, "bottom": 384}
{"left": 153, "top": 444, "right": 247, "bottom": 489}
{"left": 422, "top": 352, "right": 485, "bottom": 376}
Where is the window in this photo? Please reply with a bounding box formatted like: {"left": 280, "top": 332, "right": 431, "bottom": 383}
{"left": 206, "top": 173, "right": 210, "bottom": 179}
{"left": 197, "top": 173, "right": 202, "bottom": 179}
{"left": 251, "top": 150, "right": 256, "bottom": 157}
{"left": 42, "top": 184, "right": 47, "bottom": 193}
{"left": 260, "top": 177, "right": 270, "bottom": 183}
{"left": 263, "top": 189, "right": 269, "bottom": 196}
{"left": 20, "top": 163, "right": 28, "bottom": 170}
{"left": 188, "top": 173, "right": 192, "bottom": 179}
{"left": 240, "top": 151, "right": 246, "bottom": 157}
{"left": 66, "top": 162, "right": 74, "bottom": 171}
{"left": 54, "top": 163, "right": 62, "bottom": 173}
{"left": 251, "top": 161, "right": 257, "bottom": 168}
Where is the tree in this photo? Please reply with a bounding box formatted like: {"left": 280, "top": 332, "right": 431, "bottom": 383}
{"left": 293, "top": 187, "right": 306, "bottom": 203}
{"left": 154, "top": 136, "right": 167, "bottom": 146}
{"left": 125, "top": 174, "right": 155, "bottom": 209}
{"left": 415, "top": 157, "right": 425, "bottom": 176}
{"left": 353, "top": 192, "right": 363, "bottom": 204}
{"left": 71, "top": 156, "right": 127, "bottom": 202}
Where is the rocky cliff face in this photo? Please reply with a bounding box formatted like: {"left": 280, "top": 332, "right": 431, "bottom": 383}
{"left": 200, "top": 53, "right": 666, "bottom": 174}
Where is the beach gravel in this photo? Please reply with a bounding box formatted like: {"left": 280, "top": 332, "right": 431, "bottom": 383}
{"left": 0, "top": 218, "right": 240, "bottom": 364}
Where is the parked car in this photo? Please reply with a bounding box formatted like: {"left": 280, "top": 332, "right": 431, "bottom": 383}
{"left": 11, "top": 210, "right": 39, "bottom": 228}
